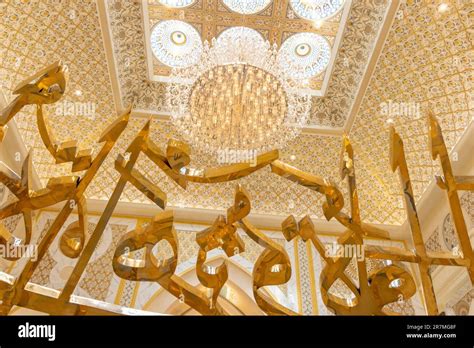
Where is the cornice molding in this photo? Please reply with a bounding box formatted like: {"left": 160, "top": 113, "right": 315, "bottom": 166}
{"left": 344, "top": 0, "right": 401, "bottom": 133}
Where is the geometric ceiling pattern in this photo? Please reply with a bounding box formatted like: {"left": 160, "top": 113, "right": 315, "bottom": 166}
{"left": 309, "top": 0, "right": 390, "bottom": 127}
{"left": 350, "top": 0, "right": 473, "bottom": 223}
{"left": 145, "top": 0, "right": 346, "bottom": 93}
{"left": 113, "top": 0, "right": 391, "bottom": 128}
{"left": 0, "top": 0, "right": 472, "bottom": 227}
{"left": 0, "top": 0, "right": 117, "bottom": 177}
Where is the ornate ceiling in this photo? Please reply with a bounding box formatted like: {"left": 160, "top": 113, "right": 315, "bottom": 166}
{"left": 110, "top": 0, "right": 392, "bottom": 129}
{"left": 143, "top": 0, "right": 346, "bottom": 93}
{"left": 350, "top": 0, "right": 473, "bottom": 223}
{"left": 0, "top": 0, "right": 472, "bottom": 227}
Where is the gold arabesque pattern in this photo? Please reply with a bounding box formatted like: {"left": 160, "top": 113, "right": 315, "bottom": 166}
{"left": 349, "top": 0, "right": 473, "bottom": 224}
{"left": 0, "top": 0, "right": 472, "bottom": 228}
{"left": 0, "top": 60, "right": 473, "bottom": 315}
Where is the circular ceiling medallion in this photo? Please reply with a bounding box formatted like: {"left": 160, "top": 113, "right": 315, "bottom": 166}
{"left": 290, "top": 0, "right": 345, "bottom": 20}
{"left": 277, "top": 32, "right": 331, "bottom": 79}
{"left": 216, "top": 26, "right": 264, "bottom": 48}
{"left": 150, "top": 20, "right": 203, "bottom": 68}
{"left": 158, "top": 0, "right": 196, "bottom": 8}
{"left": 222, "top": 0, "right": 272, "bottom": 14}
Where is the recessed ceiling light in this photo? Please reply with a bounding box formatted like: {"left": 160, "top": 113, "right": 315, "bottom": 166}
{"left": 295, "top": 43, "right": 312, "bottom": 57}
{"left": 437, "top": 3, "right": 449, "bottom": 13}
{"left": 314, "top": 20, "right": 323, "bottom": 29}
{"left": 290, "top": 155, "right": 296, "bottom": 161}
{"left": 74, "top": 89, "right": 82, "bottom": 96}
{"left": 170, "top": 31, "right": 187, "bottom": 46}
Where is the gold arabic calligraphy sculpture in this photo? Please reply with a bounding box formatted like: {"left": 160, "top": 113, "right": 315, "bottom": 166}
{"left": 0, "top": 63, "right": 472, "bottom": 316}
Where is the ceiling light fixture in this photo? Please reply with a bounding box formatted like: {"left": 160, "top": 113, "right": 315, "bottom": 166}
{"left": 277, "top": 32, "right": 331, "bottom": 79}
{"left": 437, "top": 3, "right": 449, "bottom": 13}
{"left": 290, "top": 0, "right": 345, "bottom": 20}
{"left": 222, "top": 0, "right": 272, "bottom": 14}
{"left": 150, "top": 20, "right": 203, "bottom": 68}
{"left": 166, "top": 27, "right": 312, "bottom": 155}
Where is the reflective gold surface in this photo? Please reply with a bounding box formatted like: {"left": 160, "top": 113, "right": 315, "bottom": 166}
{"left": 0, "top": 64, "right": 472, "bottom": 316}
{"left": 1, "top": 62, "right": 92, "bottom": 171}
{"left": 428, "top": 113, "right": 474, "bottom": 282}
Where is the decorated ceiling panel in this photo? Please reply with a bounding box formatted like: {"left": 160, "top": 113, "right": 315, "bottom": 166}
{"left": 0, "top": 0, "right": 472, "bottom": 229}
{"left": 144, "top": 0, "right": 345, "bottom": 93}
{"left": 110, "top": 0, "right": 392, "bottom": 129}
{"left": 349, "top": 0, "right": 473, "bottom": 222}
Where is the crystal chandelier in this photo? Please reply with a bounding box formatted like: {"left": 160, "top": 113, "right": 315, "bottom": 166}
{"left": 166, "top": 27, "right": 313, "bottom": 155}
{"left": 222, "top": 0, "right": 272, "bottom": 14}
{"left": 290, "top": 0, "right": 345, "bottom": 20}
{"left": 157, "top": 0, "right": 196, "bottom": 8}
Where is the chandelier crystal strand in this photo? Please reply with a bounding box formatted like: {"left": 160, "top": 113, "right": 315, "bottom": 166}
{"left": 167, "top": 27, "right": 313, "bottom": 155}
{"left": 277, "top": 32, "right": 331, "bottom": 80}
{"left": 157, "top": 0, "right": 196, "bottom": 8}
{"left": 222, "top": 0, "right": 272, "bottom": 15}
{"left": 289, "top": 0, "right": 345, "bottom": 20}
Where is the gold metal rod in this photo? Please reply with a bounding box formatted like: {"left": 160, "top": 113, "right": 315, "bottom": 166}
{"left": 390, "top": 127, "right": 439, "bottom": 314}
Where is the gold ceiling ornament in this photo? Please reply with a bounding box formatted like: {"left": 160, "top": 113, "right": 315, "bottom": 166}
{"left": 0, "top": 157, "right": 34, "bottom": 261}
{"left": 0, "top": 63, "right": 473, "bottom": 316}
{"left": 389, "top": 126, "right": 438, "bottom": 314}
{"left": 0, "top": 103, "right": 131, "bottom": 314}
{"left": 113, "top": 210, "right": 229, "bottom": 315}
{"left": 0, "top": 62, "right": 65, "bottom": 142}
{"left": 59, "top": 196, "right": 88, "bottom": 259}
{"left": 271, "top": 123, "right": 474, "bottom": 315}
{"left": 428, "top": 113, "right": 474, "bottom": 281}
{"left": 271, "top": 140, "right": 418, "bottom": 315}
{"left": 0, "top": 62, "right": 92, "bottom": 172}
{"left": 284, "top": 215, "right": 416, "bottom": 315}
